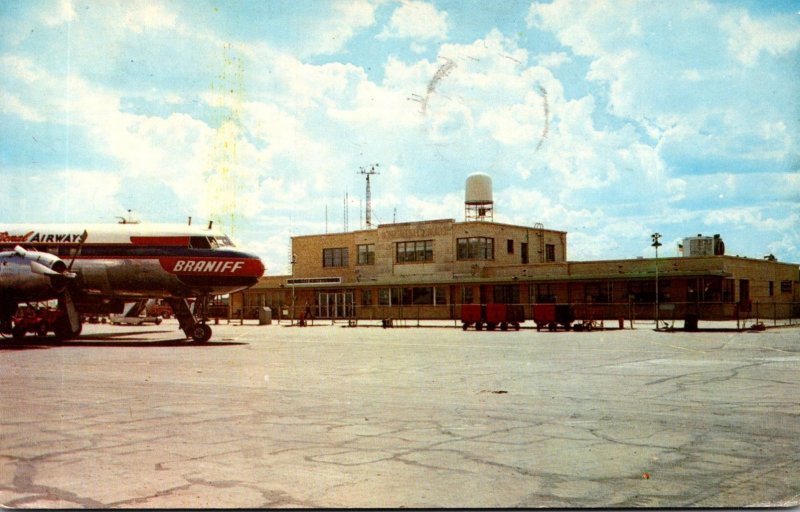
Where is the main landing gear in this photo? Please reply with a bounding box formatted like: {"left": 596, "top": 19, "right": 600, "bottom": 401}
{"left": 167, "top": 296, "right": 213, "bottom": 343}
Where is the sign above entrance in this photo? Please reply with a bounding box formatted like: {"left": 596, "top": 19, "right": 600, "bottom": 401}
{"left": 287, "top": 277, "right": 342, "bottom": 286}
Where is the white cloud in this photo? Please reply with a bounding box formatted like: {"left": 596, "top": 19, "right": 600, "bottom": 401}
{"left": 122, "top": 2, "right": 177, "bottom": 33}
{"left": 703, "top": 208, "right": 799, "bottom": 233}
{"left": 1, "top": 93, "right": 45, "bottom": 122}
{"left": 721, "top": 11, "right": 800, "bottom": 66}
{"left": 378, "top": 0, "right": 448, "bottom": 42}
{"left": 41, "top": 0, "right": 76, "bottom": 26}
{"left": 527, "top": 0, "right": 800, "bottom": 179}
{"left": 536, "top": 52, "right": 570, "bottom": 68}
{"left": 299, "top": 0, "right": 376, "bottom": 56}
{"left": 767, "top": 234, "right": 799, "bottom": 262}
{"left": 1, "top": 169, "right": 123, "bottom": 221}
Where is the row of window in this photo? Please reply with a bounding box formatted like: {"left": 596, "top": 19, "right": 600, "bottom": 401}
{"left": 245, "top": 278, "right": 786, "bottom": 314}
{"left": 322, "top": 239, "right": 557, "bottom": 267}
{"left": 377, "top": 286, "right": 447, "bottom": 306}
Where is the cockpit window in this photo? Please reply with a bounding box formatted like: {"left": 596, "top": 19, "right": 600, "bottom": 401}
{"left": 215, "top": 236, "right": 235, "bottom": 247}
{"left": 189, "top": 236, "right": 211, "bottom": 249}
{"left": 208, "top": 237, "right": 219, "bottom": 249}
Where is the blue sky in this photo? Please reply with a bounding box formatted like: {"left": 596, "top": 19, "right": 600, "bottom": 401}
{"left": 1, "top": 0, "right": 799, "bottom": 274}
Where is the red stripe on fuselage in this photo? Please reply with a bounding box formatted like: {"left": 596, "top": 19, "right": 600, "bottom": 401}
{"left": 158, "top": 257, "right": 264, "bottom": 277}
{"left": 130, "top": 236, "right": 191, "bottom": 246}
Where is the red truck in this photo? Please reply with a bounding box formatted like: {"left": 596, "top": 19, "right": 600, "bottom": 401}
{"left": 10, "top": 306, "right": 66, "bottom": 340}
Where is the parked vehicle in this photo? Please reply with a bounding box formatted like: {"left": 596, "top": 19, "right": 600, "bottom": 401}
{"left": 461, "top": 304, "right": 524, "bottom": 331}
{"left": 109, "top": 314, "right": 162, "bottom": 326}
{"left": 10, "top": 306, "right": 68, "bottom": 340}
{"left": 532, "top": 304, "right": 575, "bottom": 331}
{"left": 146, "top": 301, "right": 173, "bottom": 319}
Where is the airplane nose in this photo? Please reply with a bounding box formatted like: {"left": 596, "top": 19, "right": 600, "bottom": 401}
{"left": 253, "top": 257, "right": 265, "bottom": 276}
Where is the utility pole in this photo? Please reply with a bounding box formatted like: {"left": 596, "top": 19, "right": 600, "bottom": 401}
{"left": 358, "top": 164, "right": 380, "bottom": 228}
{"left": 651, "top": 232, "right": 662, "bottom": 328}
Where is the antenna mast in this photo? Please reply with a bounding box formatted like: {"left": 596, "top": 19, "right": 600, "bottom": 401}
{"left": 358, "top": 164, "right": 380, "bottom": 228}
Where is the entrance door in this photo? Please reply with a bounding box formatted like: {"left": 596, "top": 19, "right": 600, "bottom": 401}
{"left": 739, "top": 279, "right": 750, "bottom": 303}
{"left": 317, "top": 292, "right": 355, "bottom": 318}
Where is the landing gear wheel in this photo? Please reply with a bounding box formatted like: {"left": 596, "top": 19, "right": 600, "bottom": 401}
{"left": 190, "top": 323, "right": 212, "bottom": 343}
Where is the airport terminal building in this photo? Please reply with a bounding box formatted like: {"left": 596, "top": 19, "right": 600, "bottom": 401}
{"left": 232, "top": 175, "right": 800, "bottom": 324}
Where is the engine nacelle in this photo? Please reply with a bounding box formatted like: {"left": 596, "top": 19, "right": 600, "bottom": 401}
{"left": 0, "top": 246, "right": 76, "bottom": 303}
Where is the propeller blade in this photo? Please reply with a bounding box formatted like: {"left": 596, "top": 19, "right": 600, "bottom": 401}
{"left": 67, "top": 230, "right": 88, "bottom": 271}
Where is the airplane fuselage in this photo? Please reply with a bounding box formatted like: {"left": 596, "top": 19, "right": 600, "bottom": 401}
{"left": 0, "top": 223, "right": 265, "bottom": 304}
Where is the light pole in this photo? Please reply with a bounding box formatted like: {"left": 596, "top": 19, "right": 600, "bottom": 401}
{"left": 290, "top": 253, "right": 297, "bottom": 326}
{"left": 651, "top": 233, "right": 662, "bottom": 328}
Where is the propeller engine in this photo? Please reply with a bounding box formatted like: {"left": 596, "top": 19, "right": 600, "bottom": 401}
{"left": 1, "top": 246, "right": 76, "bottom": 300}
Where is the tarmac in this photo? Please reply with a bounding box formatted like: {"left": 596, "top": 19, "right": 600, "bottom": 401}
{"left": 0, "top": 319, "right": 798, "bottom": 508}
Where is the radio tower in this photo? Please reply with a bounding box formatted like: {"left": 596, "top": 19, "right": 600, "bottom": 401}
{"left": 358, "top": 164, "right": 380, "bottom": 228}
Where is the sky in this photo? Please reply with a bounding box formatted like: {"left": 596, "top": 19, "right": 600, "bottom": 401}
{"left": 1, "top": 0, "right": 799, "bottom": 274}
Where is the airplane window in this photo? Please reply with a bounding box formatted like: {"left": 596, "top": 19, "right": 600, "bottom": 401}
{"left": 58, "top": 247, "right": 80, "bottom": 258}
{"left": 208, "top": 237, "right": 219, "bottom": 249}
{"left": 215, "top": 236, "right": 235, "bottom": 247}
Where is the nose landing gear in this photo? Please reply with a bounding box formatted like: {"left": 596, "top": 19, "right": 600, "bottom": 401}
{"left": 167, "top": 296, "right": 214, "bottom": 343}
{"left": 189, "top": 322, "right": 213, "bottom": 343}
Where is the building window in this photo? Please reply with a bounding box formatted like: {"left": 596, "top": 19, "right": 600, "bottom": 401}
{"left": 396, "top": 240, "right": 433, "bottom": 263}
{"left": 462, "top": 286, "right": 474, "bottom": 304}
{"left": 411, "top": 287, "right": 433, "bottom": 305}
{"left": 493, "top": 285, "right": 520, "bottom": 304}
{"left": 357, "top": 244, "right": 375, "bottom": 265}
{"left": 630, "top": 280, "right": 670, "bottom": 302}
{"left": 630, "top": 281, "right": 655, "bottom": 303}
{"left": 701, "top": 278, "right": 723, "bottom": 302}
{"left": 361, "top": 289, "right": 372, "bottom": 306}
{"left": 545, "top": 244, "right": 556, "bottom": 262}
{"left": 769, "top": 281, "right": 774, "bottom": 297}
{"left": 435, "top": 287, "right": 446, "bottom": 305}
{"left": 584, "top": 282, "right": 609, "bottom": 303}
{"left": 322, "top": 247, "right": 349, "bottom": 267}
{"left": 535, "top": 284, "right": 555, "bottom": 303}
{"left": 456, "top": 237, "right": 494, "bottom": 260}
{"left": 378, "top": 288, "right": 390, "bottom": 306}
{"left": 507, "top": 239, "right": 514, "bottom": 254}
{"left": 521, "top": 242, "right": 529, "bottom": 264}
{"left": 723, "top": 279, "right": 734, "bottom": 302}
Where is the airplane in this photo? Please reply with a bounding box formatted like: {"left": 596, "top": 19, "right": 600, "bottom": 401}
{"left": 0, "top": 220, "right": 265, "bottom": 342}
